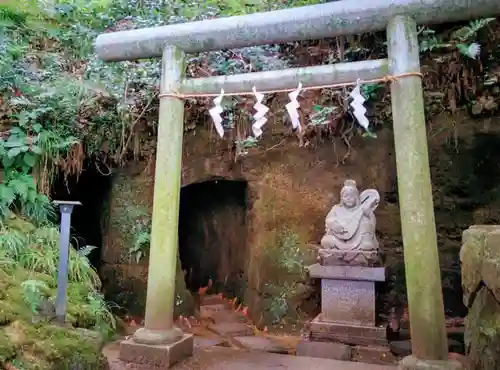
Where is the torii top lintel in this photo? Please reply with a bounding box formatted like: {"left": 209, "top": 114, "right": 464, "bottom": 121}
{"left": 95, "top": 0, "right": 500, "bottom": 62}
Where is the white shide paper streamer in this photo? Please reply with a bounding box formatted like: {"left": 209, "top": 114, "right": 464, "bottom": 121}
{"left": 349, "top": 83, "right": 370, "bottom": 131}
{"left": 251, "top": 86, "right": 269, "bottom": 138}
{"left": 286, "top": 82, "right": 302, "bottom": 131}
{"left": 209, "top": 89, "right": 225, "bottom": 137}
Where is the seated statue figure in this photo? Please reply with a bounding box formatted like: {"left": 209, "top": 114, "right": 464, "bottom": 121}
{"left": 318, "top": 179, "right": 381, "bottom": 266}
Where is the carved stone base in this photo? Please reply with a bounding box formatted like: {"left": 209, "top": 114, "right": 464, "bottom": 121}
{"left": 297, "top": 318, "right": 394, "bottom": 365}
{"left": 318, "top": 249, "right": 381, "bottom": 266}
{"left": 310, "top": 316, "right": 388, "bottom": 347}
{"left": 119, "top": 334, "right": 194, "bottom": 368}
{"left": 308, "top": 264, "right": 386, "bottom": 326}
{"left": 308, "top": 264, "right": 387, "bottom": 281}
{"left": 298, "top": 263, "right": 390, "bottom": 365}
{"left": 322, "top": 278, "right": 377, "bottom": 325}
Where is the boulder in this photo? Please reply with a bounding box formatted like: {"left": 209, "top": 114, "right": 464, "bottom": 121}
{"left": 464, "top": 286, "right": 500, "bottom": 370}
{"left": 461, "top": 226, "right": 500, "bottom": 370}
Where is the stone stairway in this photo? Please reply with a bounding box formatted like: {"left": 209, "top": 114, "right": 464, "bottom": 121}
{"left": 105, "top": 294, "right": 398, "bottom": 369}
{"left": 191, "top": 294, "right": 292, "bottom": 354}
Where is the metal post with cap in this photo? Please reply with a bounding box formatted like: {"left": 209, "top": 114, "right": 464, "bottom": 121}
{"left": 53, "top": 200, "right": 81, "bottom": 325}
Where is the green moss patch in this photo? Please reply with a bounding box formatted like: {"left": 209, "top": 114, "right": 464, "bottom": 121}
{"left": 0, "top": 266, "right": 110, "bottom": 369}
{"left": 0, "top": 221, "right": 114, "bottom": 369}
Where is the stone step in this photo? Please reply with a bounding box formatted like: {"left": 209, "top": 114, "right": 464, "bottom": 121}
{"left": 201, "top": 295, "right": 226, "bottom": 306}
{"left": 194, "top": 336, "right": 229, "bottom": 349}
{"left": 201, "top": 308, "right": 247, "bottom": 325}
{"left": 200, "top": 295, "right": 243, "bottom": 312}
{"left": 106, "top": 341, "right": 398, "bottom": 370}
{"left": 296, "top": 340, "right": 352, "bottom": 361}
{"left": 297, "top": 340, "right": 397, "bottom": 365}
{"left": 200, "top": 304, "right": 227, "bottom": 315}
{"left": 214, "top": 311, "right": 247, "bottom": 324}
{"left": 232, "top": 336, "right": 289, "bottom": 354}
{"left": 168, "top": 346, "right": 398, "bottom": 370}
{"left": 352, "top": 345, "right": 397, "bottom": 365}
{"left": 208, "top": 322, "right": 254, "bottom": 337}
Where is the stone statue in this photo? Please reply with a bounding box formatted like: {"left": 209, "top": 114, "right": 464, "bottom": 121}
{"left": 318, "top": 179, "right": 381, "bottom": 266}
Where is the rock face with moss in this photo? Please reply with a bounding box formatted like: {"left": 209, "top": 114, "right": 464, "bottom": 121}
{"left": 461, "top": 225, "right": 500, "bottom": 370}
{"left": 0, "top": 221, "right": 113, "bottom": 369}
{"left": 101, "top": 171, "right": 195, "bottom": 319}
{"left": 0, "top": 268, "right": 109, "bottom": 369}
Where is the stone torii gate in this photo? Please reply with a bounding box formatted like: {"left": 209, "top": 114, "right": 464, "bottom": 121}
{"left": 95, "top": 0, "right": 500, "bottom": 368}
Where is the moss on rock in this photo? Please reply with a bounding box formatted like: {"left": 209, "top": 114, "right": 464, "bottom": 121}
{"left": 461, "top": 226, "right": 500, "bottom": 370}
{"left": 465, "top": 286, "right": 500, "bottom": 370}
{"left": 0, "top": 222, "right": 113, "bottom": 370}
{"left": 0, "top": 329, "right": 18, "bottom": 365}
{"left": 0, "top": 266, "right": 110, "bottom": 369}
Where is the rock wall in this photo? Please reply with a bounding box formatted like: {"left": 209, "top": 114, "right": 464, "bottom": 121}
{"left": 100, "top": 170, "right": 194, "bottom": 317}
{"left": 428, "top": 114, "right": 500, "bottom": 317}
{"left": 101, "top": 112, "right": 500, "bottom": 325}
{"left": 101, "top": 119, "right": 396, "bottom": 321}
{"left": 461, "top": 225, "right": 500, "bottom": 370}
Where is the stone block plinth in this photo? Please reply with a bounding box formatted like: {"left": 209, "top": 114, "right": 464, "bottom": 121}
{"left": 309, "top": 316, "right": 387, "bottom": 346}
{"left": 119, "top": 334, "right": 194, "bottom": 368}
{"left": 298, "top": 263, "right": 389, "bottom": 365}
{"left": 308, "top": 264, "right": 386, "bottom": 327}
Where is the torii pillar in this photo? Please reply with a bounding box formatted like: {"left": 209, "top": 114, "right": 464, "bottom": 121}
{"left": 387, "top": 16, "right": 458, "bottom": 369}
{"left": 117, "top": 45, "right": 194, "bottom": 367}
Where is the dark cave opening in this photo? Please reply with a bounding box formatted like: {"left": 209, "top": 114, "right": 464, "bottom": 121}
{"left": 50, "top": 160, "right": 113, "bottom": 271}
{"left": 178, "top": 178, "right": 249, "bottom": 300}
{"left": 470, "top": 133, "right": 500, "bottom": 201}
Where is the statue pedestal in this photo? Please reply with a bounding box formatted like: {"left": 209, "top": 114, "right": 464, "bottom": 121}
{"left": 296, "top": 263, "right": 393, "bottom": 365}
{"left": 318, "top": 249, "right": 381, "bottom": 267}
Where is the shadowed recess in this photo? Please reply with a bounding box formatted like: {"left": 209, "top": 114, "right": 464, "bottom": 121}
{"left": 178, "top": 178, "right": 249, "bottom": 300}
{"left": 50, "top": 159, "right": 113, "bottom": 271}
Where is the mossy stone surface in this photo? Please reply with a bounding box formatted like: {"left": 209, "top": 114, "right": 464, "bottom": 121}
{"left": 461, "top": 226, "right": 500, "bottom": 370}
{"left": 464, "top": 286, "right": 500, "bottom": 370}
{"left": 0, "top": 267, "right": 109, "bottom": 369}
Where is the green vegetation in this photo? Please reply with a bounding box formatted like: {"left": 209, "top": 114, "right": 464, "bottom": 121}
{"left": 261, "top": 228, "right": 308, "bottom": 324}
{"left": 0, "top": 0, "right": 325, "bottom": 265}
{"left": 108, "top": 174, "right": 152, "bottom": 263}
{"left": 0, "top": 214, "right": 113, "bottom": 368}
{"left": 0, "top": 0, "right": 496, "bottom": 362}
{"left": 419, "top": 18, "right": 496, "bottom": 58}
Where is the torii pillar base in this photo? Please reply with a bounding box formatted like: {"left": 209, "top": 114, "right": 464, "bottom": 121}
{"left": 119, "top": 332, "right": 194, "bottom": 368}
{"left": 399, "top": 355, "right": 465, "bottom": 370}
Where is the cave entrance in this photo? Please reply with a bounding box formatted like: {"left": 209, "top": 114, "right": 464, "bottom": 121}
{"left": 179, "top": 178, "right": 249, "bottom": 300}
{"left": 50, "top": 159, "right": 113, "bottom": 271}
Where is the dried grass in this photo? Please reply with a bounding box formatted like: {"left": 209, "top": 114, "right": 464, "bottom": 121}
{"left": 34, "top": 142, "right": 85, "bottom": 195}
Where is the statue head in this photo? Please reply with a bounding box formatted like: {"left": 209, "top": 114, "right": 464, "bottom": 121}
{"left": 340, "top": 179, "right": 359, "bottom": 209}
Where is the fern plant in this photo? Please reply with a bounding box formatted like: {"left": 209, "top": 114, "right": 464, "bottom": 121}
{"left": 21, "top": 279, "right": 51, "bottom": 313}
{"left": 0, "top": 171, "right": 53, "bottom": 224}
{"left": 419, "top": 18, "right": 495, "bottom": 59}
{"left": 130, "top": 223, "right": 151, "bottom": 264}
{"left": 310, "top": 105, "right": 339, "bottom": 126}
